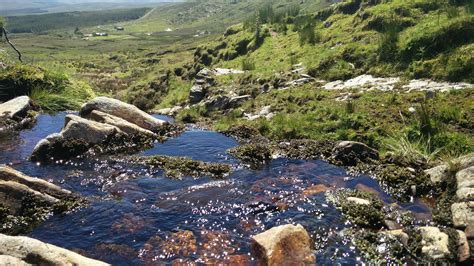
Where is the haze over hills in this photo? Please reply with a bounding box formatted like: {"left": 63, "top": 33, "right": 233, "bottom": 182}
{"left": 0, "top": 0, "right": 184, "bottom": 16}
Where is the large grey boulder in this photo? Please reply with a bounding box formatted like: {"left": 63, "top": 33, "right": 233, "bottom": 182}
{"left": 0, "top": 234, "right": 109, "bottom": 266}
{"left": 31, "top": 115, "right": 124, "bottom": 162}
{"left": 252, "top": 224, "right": 315, "bottom": 265}
{"left": 82, "top": 110, "right": 157, "bottom": 139}
{"left": 332, "top": 141, "right": 379, "bottom": 165}
{"left": 79, "top": 97, "right": 166, "bottom": 132}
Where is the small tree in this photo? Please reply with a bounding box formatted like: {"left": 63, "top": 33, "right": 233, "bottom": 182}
{"left": 0, "top": 17, "right": 22, "bottom": 62}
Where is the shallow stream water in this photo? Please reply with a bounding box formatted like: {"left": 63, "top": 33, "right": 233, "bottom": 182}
{"left": 0, "top": 113, "right": 432, "bottom": 265}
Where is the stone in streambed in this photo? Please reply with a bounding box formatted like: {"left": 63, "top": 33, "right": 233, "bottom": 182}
{"left": 0, "top": 96, "right": 38, "bottom": 135}
{"left": 331, "top": 141, "right": 379, "bottom": 165}
{"left": 252, "top": 224, "right": 315, "bottom": 266}
{"left": 79, "top": 96, "right": 166, "bottom": 133}
{"left": 0, "top": 234, "right": 109, "bottom": 265}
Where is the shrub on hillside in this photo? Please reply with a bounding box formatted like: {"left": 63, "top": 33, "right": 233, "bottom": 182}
{"left": 402, "top": 17, "right": 474, "bottom": 60}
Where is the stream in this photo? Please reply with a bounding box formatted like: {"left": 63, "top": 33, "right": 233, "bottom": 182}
{"left": 0, "top": 112, "right": 433, "bottom": 265}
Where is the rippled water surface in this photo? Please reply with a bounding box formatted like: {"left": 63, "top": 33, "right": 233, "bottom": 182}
{"left": 0, "top": 113, "right": 431, "bottom": 265}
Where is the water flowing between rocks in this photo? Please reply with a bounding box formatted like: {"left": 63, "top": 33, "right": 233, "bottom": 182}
{"left": 0, "top": 112, "right": 432, "bottom": 265}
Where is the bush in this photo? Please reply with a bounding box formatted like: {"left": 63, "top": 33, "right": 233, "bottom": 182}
{"left": 242, "top": 57, "right": 256, "bottom": 71}
{"left": 402, "top": 18, "right": 474, "bottom": 60}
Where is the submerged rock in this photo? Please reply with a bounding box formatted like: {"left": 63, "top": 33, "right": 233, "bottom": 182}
{"left": 252, "top": 224, "right": 315, "bottom": 266}
{"left": 138, "top": 155, "right": 232, "bottom": 179}
{"left": 0, "top": 96, "right": 38, "bottom": 135}
{"left": 331, "top": 141, "right": 379, "bottom": 165}
{"left": 79, "top": 96, "right": 166, "bottom": 133}
{"left": 0, "top": 234, "right": 109, "bottom": 265}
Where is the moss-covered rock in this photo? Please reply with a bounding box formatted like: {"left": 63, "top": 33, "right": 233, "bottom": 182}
{"left": 139, "top": 155, "right": 232, "bottom": 179}
{"left": 329, "top": 189, "right": 385, "bottom": 229}
{"left": 229, "top": 143, "right": 273, "bottom": 165}
{"left": 373, "top": 164, "right": 433, "bottom": 201}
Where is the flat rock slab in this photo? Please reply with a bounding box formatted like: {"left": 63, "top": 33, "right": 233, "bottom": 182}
{"left": 80, "top": 96, "right": 166, "bottom": 132}
{"left": 0, "top": 96, "right": 33, "bottom": 119}
{"left": 456, "top": 166, "right": 474, "bottom": 201}
{"left": 0, "top": 165, "right": 71, "bottom": 199}
{"left": 0, "top": 234, "right": 110, "bottom": 266}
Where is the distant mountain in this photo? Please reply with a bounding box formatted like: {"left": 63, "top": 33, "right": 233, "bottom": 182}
{"left": 0, "top": 0, "right": 184, "bottom": 16}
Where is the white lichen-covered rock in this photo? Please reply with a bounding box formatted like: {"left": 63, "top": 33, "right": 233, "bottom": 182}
{"left": 456, "top": 166, "right": 474, "bottom": 201}
{"left": 252, "top": 224, "right": 315, "bottom": 266}
{"left": 84, "top": 110, "right": 157, "bottom": 139}
{"left": 451, "top": 202, "right": 474, "bottom": 228}
{"left": 0, "top": 234, "right": 110, "bottom": 266}
{"left": 419, "top": 227, "right": 450, "bottom": 260}
{"left": 79, "top": 97, "right": 166, "bottom": 132}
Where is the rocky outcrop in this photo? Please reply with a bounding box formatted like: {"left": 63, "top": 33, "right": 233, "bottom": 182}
{"left": 0, "top": 166, "right": 79, "bottom": 235}
{"left": 331, "top": 141, "right": 379, "bottom": 165}
{"left": 0, "top": 234, "right": 109, "bottom": 265}
{"left": 252, "top": 224, "right": 315, "bottom": 266}
{"left": 323, "top": 75, "right": 472, "bottom": 92}
{"left": 79, "top": 97, "right": 166, "bottom": 133}
{"left": 32, "top": 98, "right": 175, "bottom": 162}
{"left": 189, "top": 68, "right": 215, "bottom": 104}
{"left": 0, "top": 96, "right": 38, "bottom": 135}
{"left": 204, "top": 94, "right": 251, "bottom": 110}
